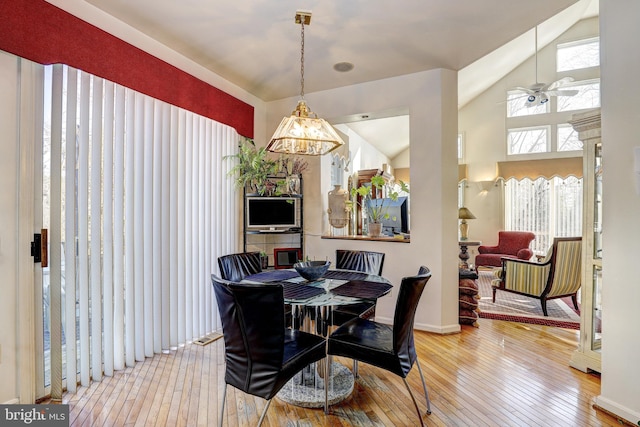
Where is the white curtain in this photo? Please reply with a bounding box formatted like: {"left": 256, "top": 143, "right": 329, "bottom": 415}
{"left": 44, "top": 63, "right": 239, "bottom": 394}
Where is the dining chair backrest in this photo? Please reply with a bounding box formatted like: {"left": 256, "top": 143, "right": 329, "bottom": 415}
{"left": 392, "top": 267, "right": 432, "bottom": 375}
{"left": 217, "top": 251, "right": 262, "bottom": 282}
{"left": 211, "top": 275, "right": 285, "bottom": 399}
{"left": 336, "top": 249, "right": 385, "bottom": 276}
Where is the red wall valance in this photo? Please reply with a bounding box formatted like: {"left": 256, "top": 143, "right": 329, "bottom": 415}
{"left": 0, "top": 0, "right": 254, "bottom": 138}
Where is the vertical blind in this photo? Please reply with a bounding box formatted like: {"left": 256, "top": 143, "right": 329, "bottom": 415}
{"left": 504, "top": 176, "right": 582, "bottom": 254}
{"left": 44, "top": 63, "right": 238, "bottom": 395}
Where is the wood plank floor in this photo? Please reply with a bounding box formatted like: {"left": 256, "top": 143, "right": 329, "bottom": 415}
{"left": 56, "top": 318, "right": 624, "bottom": 426}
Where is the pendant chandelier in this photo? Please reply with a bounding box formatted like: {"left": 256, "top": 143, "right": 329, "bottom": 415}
{"left": 267, "top": 11, "right": 345, "bottom": 156}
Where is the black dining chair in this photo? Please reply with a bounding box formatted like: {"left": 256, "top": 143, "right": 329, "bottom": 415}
{"left": 218, "top": 251, "right": 295, "bottom": 325}
{"left": 217, "top": 251, "right": 262, "bottom": 282}
{"left": 325, "top": 266, "right": 433, "bottom": 426}
{"left": 332, "top": 249, "right": 386, "bottom": 325}
{"left": 212, "top": 275, "right": 326, "bottom": 427}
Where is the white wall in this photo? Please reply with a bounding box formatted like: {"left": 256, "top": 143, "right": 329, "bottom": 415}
{"left": 596, "top": 0, "right": 640, "bottom": 422}
{"left": 263, "top": 69, "right": 460, "bottom": 333}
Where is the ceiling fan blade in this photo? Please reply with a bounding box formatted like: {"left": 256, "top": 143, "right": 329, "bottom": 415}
{"left": 509, "top": 93, "right": 531, "bottom": 100}
{"left": 513, "top": 86, "right": 535, "bottom": 94}
{"left": 499, "top": 93, "right": 529, "bottom": 104}
{"left": 546, "top": 89, "right": 579, "bottom": 96}
{"left": 547, "top": 76, "right": 575, "bottom": 90}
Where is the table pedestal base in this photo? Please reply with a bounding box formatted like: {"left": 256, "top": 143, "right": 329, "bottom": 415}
{"left": 276, "top": 361, "right": 354, "bottom": 408}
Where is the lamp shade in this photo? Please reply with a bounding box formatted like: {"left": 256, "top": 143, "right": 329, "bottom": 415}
{"left": 267, "top": 100, "right": 345, "bottom": 155}
{"left": 458, "top": 207, "right": 476, "bottom": 220}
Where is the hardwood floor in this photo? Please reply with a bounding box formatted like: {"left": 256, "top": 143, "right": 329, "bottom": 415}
{"left": 59, "top": 319, "right": 623, "bottom": 426}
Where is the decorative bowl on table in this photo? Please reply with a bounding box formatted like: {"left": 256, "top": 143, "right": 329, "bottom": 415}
{"left": 294, "top": 260, "right": 331, "bottom": 282}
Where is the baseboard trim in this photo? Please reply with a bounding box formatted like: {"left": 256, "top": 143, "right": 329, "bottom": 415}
{"left": 593, "top": 395, "right": 640, "bottom": 426}
{"left": 364, "top": 316, "right": 461, "bottom": 335}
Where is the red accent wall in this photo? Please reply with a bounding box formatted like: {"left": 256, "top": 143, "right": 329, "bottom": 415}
{"left": 0, "top": 0, "right": 254, "bottom": 138}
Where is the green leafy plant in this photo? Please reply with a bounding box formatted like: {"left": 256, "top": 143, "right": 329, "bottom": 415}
{"left": 225, "top": 138, "right": 278, "bottom": 195}
{"left": 350, "top": 175, "right": 409, "bottom": 223}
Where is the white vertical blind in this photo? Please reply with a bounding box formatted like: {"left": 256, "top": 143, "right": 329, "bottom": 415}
{"left": 49, "top": 64, "right": 63, "bottom": 400}
{"left": 113, "top": 84, "right": 125, "bottom": 372}
{"left": 43, "top": 64, "right": 238, "bottom": 392}
{"left": 103, "top": 80, "right": 115, "bottom": 377}
{"left": 77, "top": 71, "right": 91, "bottom": 387}
{"left": 90, "top": 76, "right": 104, "bottom": 382}
{"left": 64, "top": 66, "right": 78, "bottom": 392}
{"left": 124, "top": 88, "right": 136, "bottom": 369}
{"left": 504, "top": 176, "right": 582, "bottom": 254}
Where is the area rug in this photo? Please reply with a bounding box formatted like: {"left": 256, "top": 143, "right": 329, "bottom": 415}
{"left": 475, "top": 269, "right": 580, "bottom": 329}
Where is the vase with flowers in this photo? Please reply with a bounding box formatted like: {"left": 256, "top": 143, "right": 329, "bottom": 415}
{"left": 350, "top": 175, "right": 409, "bottom": 237}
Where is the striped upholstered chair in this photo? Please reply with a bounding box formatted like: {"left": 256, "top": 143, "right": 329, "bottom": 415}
{"left": 491, "top": 237, "right": 582, "bottom": 316}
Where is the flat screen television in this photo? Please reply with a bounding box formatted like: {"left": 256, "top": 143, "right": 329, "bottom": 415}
{"left": 246, "top": 196, "right": 300, "bottom": 231}
{"left": 367, "top": 196, "right": 409, "bottom": 235}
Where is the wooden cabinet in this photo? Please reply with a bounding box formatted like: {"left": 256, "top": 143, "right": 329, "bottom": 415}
{"left": 569, "top": 108, "right": 602, "bottom": 373}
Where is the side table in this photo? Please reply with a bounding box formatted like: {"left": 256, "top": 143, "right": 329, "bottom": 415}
{"left": 458, "top": 240, "right": 481, "bottom": 269}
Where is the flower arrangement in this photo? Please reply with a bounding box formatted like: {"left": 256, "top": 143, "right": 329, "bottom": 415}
{"left": 225, "top": 139, "right": 309, "bottom": 196}
{"left": 225, "top": 138, "right": 278, "bottom": 195}
{"left": 351, "top": 175, "right": 409, "bottom": 224}
{"left": 278, "top": 155, "right": 309, "bottom": 176}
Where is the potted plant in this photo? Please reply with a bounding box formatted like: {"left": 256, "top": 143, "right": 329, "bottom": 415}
{"left": 259, "top": 251, "right": 269, "bottom": 269}
{"left": 350, "top": 175, "right": 409, "bottom": 237}
{"left": 225, "top": 138, "right": 278, "bottom": 195}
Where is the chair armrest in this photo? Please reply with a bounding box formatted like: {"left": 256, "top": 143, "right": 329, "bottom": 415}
{"left": 516, "top": 248, "right": 533, "bottom": 260}
{"left": 501, "top": 257, "right": 551, "bottom": 297}
{"left": 478, "top": 245, "right": 500, "bottom": 254}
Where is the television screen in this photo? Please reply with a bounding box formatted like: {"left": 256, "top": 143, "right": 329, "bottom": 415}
{"left": 367, "top": 196, "right": 409, "bottom": 235}
{"left": 246, "top": 197, "right": 300, "bottom": 230}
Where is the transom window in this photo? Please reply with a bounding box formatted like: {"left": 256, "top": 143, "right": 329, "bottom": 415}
{"left": 557, "top": 124, "right": 583, "bottom": 151}
{"left": 557, "top": 79, "right": 601, "bottom": 112}
{"left": 557, "top": 37, "right": 600, "bottom": 72}
{"left": 508, "top": 126, "right": 549, "bottom": 155}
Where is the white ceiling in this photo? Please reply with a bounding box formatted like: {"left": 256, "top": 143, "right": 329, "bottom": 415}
{"left": 81, "top": 0, "right": 597, "bottom": 158}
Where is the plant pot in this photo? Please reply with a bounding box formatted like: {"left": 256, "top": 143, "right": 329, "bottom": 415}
{"left": 368, "top": 222, "right": 383, "bottom": 237}
{"left": 260, "top": 255, "right": 269, "bottom": 270}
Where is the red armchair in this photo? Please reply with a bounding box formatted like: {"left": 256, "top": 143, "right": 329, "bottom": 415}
{"left": 474, "top": 231, "right": 535, "bottom": 271}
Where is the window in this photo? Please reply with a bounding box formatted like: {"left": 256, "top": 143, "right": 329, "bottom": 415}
{"left": 507, "top": 126, "right": 549, "bottom": 155}
{"left": 504, "top": 176, "right": 582, "bottom": 254}
{"left": 557, "top": 124, "right": 583, "bottom": 151}
{"left": 505, "top": 36, "right": 599, "bottom": 158}
{"left": 557, "top": 79, "right": 601, "bottom": 112}
{"left": 507, "top": 91, "right": 548, "bottom": 118}
{"left": 557, "top": 37, "right": 600, "bottom": 71}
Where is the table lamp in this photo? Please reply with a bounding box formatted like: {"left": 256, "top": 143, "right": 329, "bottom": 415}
{"left": 458, "top": 207, "right": 476, "bottom": 240}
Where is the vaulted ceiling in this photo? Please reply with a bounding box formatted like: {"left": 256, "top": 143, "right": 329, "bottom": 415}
{"left": 75, "top": 0, "right": 597, "bottom": 157}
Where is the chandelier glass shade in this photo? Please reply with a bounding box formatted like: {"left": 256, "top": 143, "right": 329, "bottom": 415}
{"left": 267, "top": 11, "right": 345, "bottom": 156}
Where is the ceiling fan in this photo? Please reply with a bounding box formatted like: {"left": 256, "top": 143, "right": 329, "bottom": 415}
{"left": 511, "top": 26, "right": 579, "bottom": 107}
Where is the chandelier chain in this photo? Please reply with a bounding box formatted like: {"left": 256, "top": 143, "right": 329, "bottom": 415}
{"left": 300, "top": 20, "right": 305, "bottom": 98}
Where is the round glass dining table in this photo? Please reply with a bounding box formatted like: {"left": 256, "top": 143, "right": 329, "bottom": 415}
{"left": 242, "top": 268, "right": 392, "bottom": 408}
